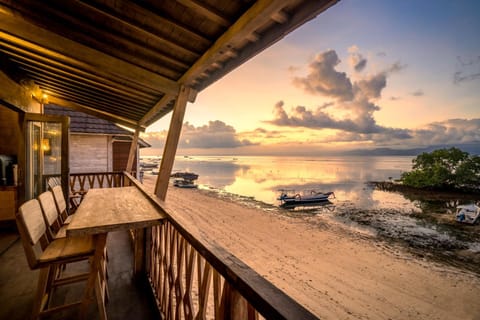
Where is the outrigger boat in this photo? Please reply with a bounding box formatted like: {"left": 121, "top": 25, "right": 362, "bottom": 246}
{"left": 173, "top": 179, "right": 198, "bottom": 188}
{"left": 455, "top": 204, "right": 480, "bottom": 225}
{"left": 171, "top": 172, "right": 199, "bottom": 180}
{"left": 277, "top": 190, "right": 335, "bottom": 206}
{"left": 171, "top": 171, "right": 199, "bottom": 188}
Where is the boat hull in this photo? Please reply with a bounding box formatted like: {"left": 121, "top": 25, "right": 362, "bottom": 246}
{"left": 278, "top": 191, "right": 335, "bottom": 207}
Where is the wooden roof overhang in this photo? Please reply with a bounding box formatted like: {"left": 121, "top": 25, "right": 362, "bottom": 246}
{"left": 0, "top": 0, "right": 338, "bottom": 131}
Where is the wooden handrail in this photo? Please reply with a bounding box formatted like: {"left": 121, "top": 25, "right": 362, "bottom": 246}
{"left": 44, "top": 172, "right": 134, "bottom": 195}
{"left": 122, "top": 172, "right": 318, "bottom": 319}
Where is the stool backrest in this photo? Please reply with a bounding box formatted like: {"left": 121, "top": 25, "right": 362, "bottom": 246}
{"left": 38, "top": 191, "right": 61, "bottom": 240}
{"left": 51, "top": 185, "right": 67, "bottom": 220}
{"left": 47, "top": 176, "right": 61, "bottom": 191}
{"left": 17, "top": 199, "right": 48, "bottom": 269}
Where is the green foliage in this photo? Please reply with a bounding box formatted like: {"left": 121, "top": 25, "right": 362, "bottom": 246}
{"left": 401, "top": 147, "right": 480, "bottom": 189}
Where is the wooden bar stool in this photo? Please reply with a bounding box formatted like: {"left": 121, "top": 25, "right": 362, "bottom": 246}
{"left": 38, "top": 190, "right": 109, "bottom": 302}
{"left": 38, "top": 191, "right": 68, "bottom": 240}
{"left": 51, "top": 185, "right": 75, "bottom": 225}
{"left": 47, "top": 177, "right": 82, "bottom": 212}
{"left": 16, "top": 199, "right": 107, "bottom": 319}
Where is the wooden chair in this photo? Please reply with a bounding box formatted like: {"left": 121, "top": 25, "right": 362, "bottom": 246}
{"left": 38, "top": 191, "right": 67, "bottom": 239}
{"left": 16, "top": 199, "right": 107, "bottom": 319}
{"left": 47, "top": 176, "right": 82, "bottom": 212}
{"left": 51, "top": 185, "right": 74, "bottom": 224}
{"left": 39, "top": 190, "right": 110, "bottom": 300}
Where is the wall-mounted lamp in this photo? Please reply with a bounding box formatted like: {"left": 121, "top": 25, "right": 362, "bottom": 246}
{"left": 42, "top": 138, "right": 51, "bottom": 156}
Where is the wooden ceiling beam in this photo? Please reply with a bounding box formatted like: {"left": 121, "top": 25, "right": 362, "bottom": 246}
{"left": 193, "top": 0, "right": 339, "bottom": 92}
{"left": 77, "top": 0, "right": 202, "bottom": 58}
{"left": 139, "top": 93, "right": 175, "bottom": 126}
{"left": 176, "top": 0, "right": 231, "bottom": 27}
{"left": 1, "top": 44, "right": 160, "bottom": 99}
{"left": 179, "top": 0, "right": 287, "bottom": 86}
{"left": 87, "top": 0, "right": 212, "bottom": 48}
{"left": 0, "top": 8, "right": 180, "bottom": 95}
{"left": 140, "top": 85, "right": 198, "bottom": 126}
{"left": 4, "top": 1, "right": 190, "bottom": 74}
{"left": 35, "top": 80, "right": 150, "bottom": 116}
{"left": 13, "top": 58, "right": 157, "bottom": 105}
{"left": 48, "top": 95, "right": 145, "bottom": 132}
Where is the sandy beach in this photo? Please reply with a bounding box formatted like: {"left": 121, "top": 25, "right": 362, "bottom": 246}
{"left": 144, "top": 175, "right": 480, "bottom": 320}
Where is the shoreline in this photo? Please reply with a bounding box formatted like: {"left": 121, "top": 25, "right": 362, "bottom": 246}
{"left": 143, "top": 175, "right": 480, "bottom": 319}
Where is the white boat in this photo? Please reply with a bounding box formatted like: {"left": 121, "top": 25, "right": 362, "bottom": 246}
{"left": 173, "top": 179, "right": 197, "bottom": 188}
{"left": 277, "top": 190, "right": 335, "bottom": 207}
{"left": 455, "top": 204, "right": 480, "bottom": 224}
{"left": 171, "top": 171, "right": 199, "bottom": 188}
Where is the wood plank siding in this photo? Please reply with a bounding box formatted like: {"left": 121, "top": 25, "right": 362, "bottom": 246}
{"left": 69, "top": 135, "right": 111, "bottom": 173}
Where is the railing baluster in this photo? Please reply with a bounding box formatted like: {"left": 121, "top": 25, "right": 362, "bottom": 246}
{"left": 183, "top": 242, "right": 195, "bottom": 320}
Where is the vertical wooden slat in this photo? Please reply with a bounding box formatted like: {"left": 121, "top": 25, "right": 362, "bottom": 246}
{"left": 175, "top": 235, "right": 185, "bottom": 319}
{"left": 197, "top": 255, "right": 212, "bottom": 319}
{"left": 183, "top": 242, "right": 195, "bottom": 320}
{"left": 213, "top": 271, "right": 222, "bottom": 319}
{"left": 154, "top": 85, "right": 191, "bottom": 200}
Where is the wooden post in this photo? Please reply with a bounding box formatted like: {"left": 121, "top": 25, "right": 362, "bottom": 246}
{"left": 154, "top": 85, "right": 190, "bottom": 200}
{"left": 126, "top": 128, "right": 139, "bottom": 174}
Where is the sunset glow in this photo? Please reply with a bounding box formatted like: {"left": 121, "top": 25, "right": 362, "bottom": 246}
{"left": 142, "top": 0, "right": 480, "bottom": 156}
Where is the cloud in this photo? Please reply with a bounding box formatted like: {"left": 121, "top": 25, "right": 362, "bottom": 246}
{"left": 454, "top": 71, "right": 480, "bottom": 84}
{"left": 293, "top": 50, "right": 354, "bottom": 100}
{"left": 354, "top": 73, "right": 387, "bottom": 99}
{"left": 411, "top": 119, "right": 480, "bottom": 145}
{"left": 348, "top": 45, "right": 367, "bottom": 72}
{"left": 312, "top": 118, "right": 480, "bottom": 147}
{"left": 272, "top": 49, "right": 409, "bottom": 134}
{"left": 411, "top": 90, "right": 424, "bottom": 97}
{"left": 268, "top": 98, "right": 386, "bottom": 134}
{"left": 387, "top": 62, "right": 407, "bottom": 74}
{"left": 454, "top": 55, "right": 480, "bottom": 84}
{"left": 142, "top": 121, "right": 256, "bottom": 149}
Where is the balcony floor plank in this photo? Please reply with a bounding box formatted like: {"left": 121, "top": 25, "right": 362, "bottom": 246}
{"left": 0, "top": 230, "right": 159, "bottom": 319}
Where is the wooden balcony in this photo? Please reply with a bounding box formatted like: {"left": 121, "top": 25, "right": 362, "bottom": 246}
{"left": 1, "top": 171, "right": 318, "bottom": 319}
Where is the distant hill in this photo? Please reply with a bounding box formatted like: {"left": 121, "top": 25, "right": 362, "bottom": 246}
{"left": 343, "top": 142, "right": 480, "bottom": 156}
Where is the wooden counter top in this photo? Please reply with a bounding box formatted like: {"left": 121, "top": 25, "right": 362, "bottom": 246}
{"left": 67, "top": 186, "right": 166, "bottom": 237}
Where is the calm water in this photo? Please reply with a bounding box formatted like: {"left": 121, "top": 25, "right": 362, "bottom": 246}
{"left": 170, "top": 155, "right": 414, "bottom": 208}
{"left": 143, "top": 155, "right": 480, "bottom": 272}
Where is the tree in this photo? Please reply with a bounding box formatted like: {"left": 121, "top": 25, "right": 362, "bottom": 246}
{"left": 401, "top": 147, "right": 480, "bottom": 189}
{"left": 455, "top": 155, "right": 480, "bottom": 187}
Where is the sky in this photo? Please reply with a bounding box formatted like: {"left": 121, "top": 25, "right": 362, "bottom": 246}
{"left": 141, "top": 0, "right": 480, "bottom": 156}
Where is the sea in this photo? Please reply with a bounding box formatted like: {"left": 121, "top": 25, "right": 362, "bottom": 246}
{"left": 142, "top": 155, "right": 480, "bottom": 272}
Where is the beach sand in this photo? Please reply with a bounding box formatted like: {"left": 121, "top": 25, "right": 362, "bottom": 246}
{"left": 143, "top": 175, "right": 480, "bottom": 320}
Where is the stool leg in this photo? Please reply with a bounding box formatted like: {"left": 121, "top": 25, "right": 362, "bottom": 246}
{"left": 99, "top": 251, "right": 110, "bottom": 303}
{"left": 95, "top": 272, "right": 108, "bottom": 320}
{"left": 80, "top": 233, "right": 107, "bottom": 320}
{"left": 31, "top": 267, "right": 50, "bottom": 320}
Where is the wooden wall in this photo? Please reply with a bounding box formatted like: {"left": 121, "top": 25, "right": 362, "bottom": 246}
{"left": 0, "top": 105, "right": 21, "bottom": 156}
{"left": 70, "top": 134, "right": 111, "bottom": 173}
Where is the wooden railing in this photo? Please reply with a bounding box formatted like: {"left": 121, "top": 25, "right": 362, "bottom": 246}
{"left": 44, "top": 172, "right": 131, "bottom": 195}
{"left": 49, "top": 171, "right": 318, "bottom": 318}
{"left": 122, "top": 172, "right": 319, "bottom": 320}
{"left": 69, "top": 172, "right": 126, "bottom": 192}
